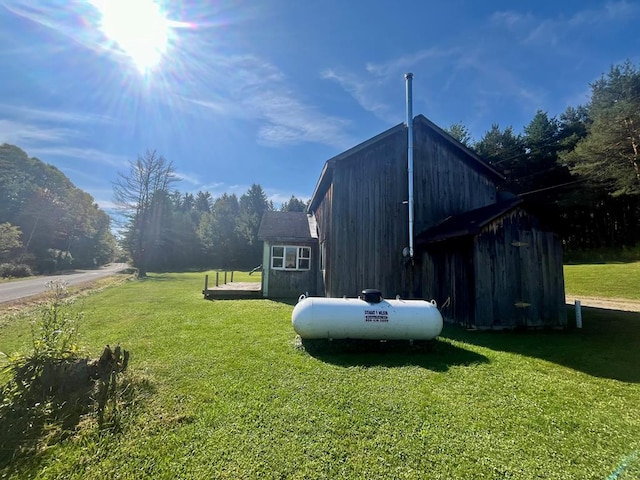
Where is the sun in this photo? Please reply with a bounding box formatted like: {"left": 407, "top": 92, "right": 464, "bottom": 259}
{"left": 92, "top": 0, "right": 170, "bottom": 73}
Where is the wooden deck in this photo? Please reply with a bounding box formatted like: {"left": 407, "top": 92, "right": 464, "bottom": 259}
{"left": 203, "top": 282, "right": 262, "bottom": 300}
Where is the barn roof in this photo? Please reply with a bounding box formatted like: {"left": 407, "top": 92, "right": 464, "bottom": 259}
{"left": 415, "top": 197, "right": 523, "bottom": 245}
{"left": 258, "top": 211, "right": 318, "bottom": 242}
{"left": 308, "top": 114, "right": 504, "bottom": 212}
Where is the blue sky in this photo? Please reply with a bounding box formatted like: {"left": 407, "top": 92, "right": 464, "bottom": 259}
{"left": 1, "top": 0, "right": 639, "bottom": 215}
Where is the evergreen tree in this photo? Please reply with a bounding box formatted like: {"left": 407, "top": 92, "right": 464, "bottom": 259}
{"left": 444, "top": 122, "right": 472, "bottom": 147}
{"left": 473, "top": 124, "right": 526, "bottom": 192}
{"left": 281, "top": 195, "right": 307, "bottom": 212}
{"left": 238, "top": 184, "right": 273, "bottom": 266}
{"left": 566, "top": 61, "right": 640, "bottom": 197}
{"left": 198, "top": 194, "right": 241, "bottom": 268}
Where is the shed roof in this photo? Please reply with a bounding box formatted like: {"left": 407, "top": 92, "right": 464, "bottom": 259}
{"left": 308, "top": 114, "right": 504, "bottom": 211}
{"left": 258, "top": 211, "right": 318, "bottom": 242}
{"left": 415, "top": 197, "right": 523, "bottom": 245}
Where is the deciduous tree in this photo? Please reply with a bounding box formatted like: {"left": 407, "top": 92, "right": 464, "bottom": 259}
{"left": 113, "top": 150, "right": 177, "bottom": 277}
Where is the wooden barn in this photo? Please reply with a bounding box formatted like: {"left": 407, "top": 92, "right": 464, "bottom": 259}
{"left": 303, "top": 114, "right": 566, "bottom": 329}
{"left": 257, "top": 211, "right": 320, "bottom": 298}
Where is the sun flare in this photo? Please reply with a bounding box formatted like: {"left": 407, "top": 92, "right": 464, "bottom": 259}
{"left": 92, "top": 0, "right": 170, "bottom": 72}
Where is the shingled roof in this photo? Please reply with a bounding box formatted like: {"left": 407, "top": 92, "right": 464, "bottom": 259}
{"left": 258, "top": 211, "right": 318, "bottom": 242}
{"left": 415, "top": 197, "right": 523, "bottom": 245}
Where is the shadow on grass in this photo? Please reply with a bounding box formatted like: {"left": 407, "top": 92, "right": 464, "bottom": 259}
{"left": 0, "top": 374, "right": 154, "bottom": 471}
{"left": 137, "top": 274, "right": 176, "bottom": 281}
{"left": 442, "top": 306, "right": 640, "bottom": 383}
{"left": 0, "top": 384, "right": 94, "bottom": 471}
{"left": 299, "top": 337, "right": 488, "bottom": 371}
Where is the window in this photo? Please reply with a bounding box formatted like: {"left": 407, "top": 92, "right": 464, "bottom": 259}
{"left": 271, "top": 246, "right": 311, "bottom": 271}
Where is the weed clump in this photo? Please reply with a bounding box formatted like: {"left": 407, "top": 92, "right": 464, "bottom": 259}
{"left": 0, "top": 281, "right": 133, "bottom": 467}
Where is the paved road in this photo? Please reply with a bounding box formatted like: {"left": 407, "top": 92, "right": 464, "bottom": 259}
{"left": 0, "top": 263, "right": 129, "bottom": 304}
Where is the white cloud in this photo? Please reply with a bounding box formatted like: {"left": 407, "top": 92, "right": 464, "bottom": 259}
{"left": 322, "top": 47, "right": 461, "bottom": 122}
{"left": 0, "top": 1, "right": 108, "bottom": 54}
{"left": 490, "top": 2, "right": 640, "bottom": 48}
{"left": 266, "top": 190, "right": 309, "bottom": 209}
{"left": 183, "top": 54, "right": 352, "bottom": 149}
{"left": 174, "top": 171, "right": 200, "bottom": 185}
{"left": 0, "top": 103, "right": 128, "bottom": 171}
{"left": 25, "top": 145, "right": 128, "bottom": 168}
{"left": 321, "top": 69, "right": 390, "bottom": 118}
{"left": 0, "top": 118, "right": 76, "bottom": 145}
{"left": 0, "top": 103, "right": 115, "bottom": 125}
{"left": 365, "top": 48, "right": 454, "bottom": 78}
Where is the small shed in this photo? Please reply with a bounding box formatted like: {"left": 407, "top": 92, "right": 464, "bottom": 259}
{"left": 257, "top": 211, "right": 320, "bottom": 298}
{"left": 416, "top": 197, "right": 566, "bottom": 328}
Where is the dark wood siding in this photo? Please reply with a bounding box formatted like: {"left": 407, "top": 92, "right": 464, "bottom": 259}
{"left": 413, "top": 123, "right": 497, "bottom": 233}
{"left": 326, "top": 128, "right": 408, "bottom": 298}
{"left": 314, "top": 184, "right": 332, "bottom": 296}
{"left": 473, "top": 209, "right": 566, "bottom": 328}
{"left": 420, "top": 239, "right": 475, "bottom": 326}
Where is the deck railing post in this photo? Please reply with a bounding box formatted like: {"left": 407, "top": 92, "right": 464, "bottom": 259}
{"left": 224, "top": 271, "right": 227, "bottom": 284}
{"left": 216, "top": 272, "right": 219, "bottom": 287}
{"left": 231, "top": 271, "right": 234, "bottom": 282}
{"left": 204, "top": 274, "right": 209, "bottom": 291}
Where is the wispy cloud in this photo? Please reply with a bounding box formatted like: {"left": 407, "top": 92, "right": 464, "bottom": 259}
{"left": 25, "top": 146, "right": 128, "bottom": 168}
{"left": 0, "top": 105, "right": 126, "bottom": 167}
{"left": 183, "top": 54, "right": 352, "bottom": 149}
{"left": 365, "top": 48, "right": 455, "bottom": 78}
{"left": 0, "top": 118, "right": 76, "bottom": 145}
{"left": 0, "top": 1, "right": 106, "bottom": 53}
{"left": 490, "top": 1, "right": 640, "bottom": 48}
{"left": 266, "top": 189, "right": 309, "bottom": 209}
{"left": 321, "top": 69, "right": 390, "bottom": 118}
{"left": 175, "top": 171, "right": 201, "bottom": 185}
{"left": 0, "top": 104, "right": 115, "bottom": 125}
{"left": 456, "top": 50, "right": 543, "bottom": 110}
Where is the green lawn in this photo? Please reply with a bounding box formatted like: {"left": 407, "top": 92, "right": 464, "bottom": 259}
{"left": 564, "top": 261, "right": 640, "bottom": 300}
{"left": 0, "top": 269, "right": 638, "bottom": 479}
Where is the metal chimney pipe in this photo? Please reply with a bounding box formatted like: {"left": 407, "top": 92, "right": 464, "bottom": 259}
{"left": 405, "top": 72, "right": 414, "bottom": 259}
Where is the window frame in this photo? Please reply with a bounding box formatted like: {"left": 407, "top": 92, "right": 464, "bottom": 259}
{"left": 271, "top": 245, "right": 311, "bottom": 271}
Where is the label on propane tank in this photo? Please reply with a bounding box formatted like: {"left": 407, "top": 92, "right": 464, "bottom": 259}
{"left": 364, "top": 309, "right": 389, "bottom": 323}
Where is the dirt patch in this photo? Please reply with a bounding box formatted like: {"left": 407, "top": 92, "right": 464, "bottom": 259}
{"left": 566, "top": 296, "right": 640, "bottom": 313}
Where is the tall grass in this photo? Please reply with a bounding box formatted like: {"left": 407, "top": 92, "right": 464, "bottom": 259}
{"left": 0, "top": 270, "right": 638, "bottom": 479}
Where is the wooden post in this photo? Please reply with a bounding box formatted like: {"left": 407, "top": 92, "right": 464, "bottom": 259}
{"left": 204, "top": 274, "right": 209, "bottom": 292}
{"left": 216, "top": 272, "right": 219, "bottom": 287}
{"left": 231, "top": 271, "right": 234, "bottom": 282}
{"left": 224, "top": 271, "right": 227, "bottom": 284}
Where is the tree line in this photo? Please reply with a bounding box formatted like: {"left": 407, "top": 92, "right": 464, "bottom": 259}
{"left": 0, "top": 144, "right": 116, "bottom": 275}
{"left": 113, "top": 150, "right": 306, "bottom": 276}
{"left": 446, "top": 60, "right": 640, "bottom": 252}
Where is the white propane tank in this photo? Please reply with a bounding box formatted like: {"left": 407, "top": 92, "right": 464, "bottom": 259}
{"left": 292, "top": 289, "right": 443, "bottom": 341}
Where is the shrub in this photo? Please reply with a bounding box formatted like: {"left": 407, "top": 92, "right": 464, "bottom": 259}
{"left": 11, "top": 264, "right": 32, "bottom": 278}
{"left": 0, "top": 263, "right": 33, "bottom": 278}
{"left": 0, "top": 263, "right": 11, "bottom": 278}
{"left": 0, "top": 281, "right": 132, "bottom": 465}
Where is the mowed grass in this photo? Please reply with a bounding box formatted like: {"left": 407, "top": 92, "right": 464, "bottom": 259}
{"left": 564, "top": 261, "right": 640, "bottom": 300}
{"left": 0, "top": 270, "right": 639, "bottom": 479}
